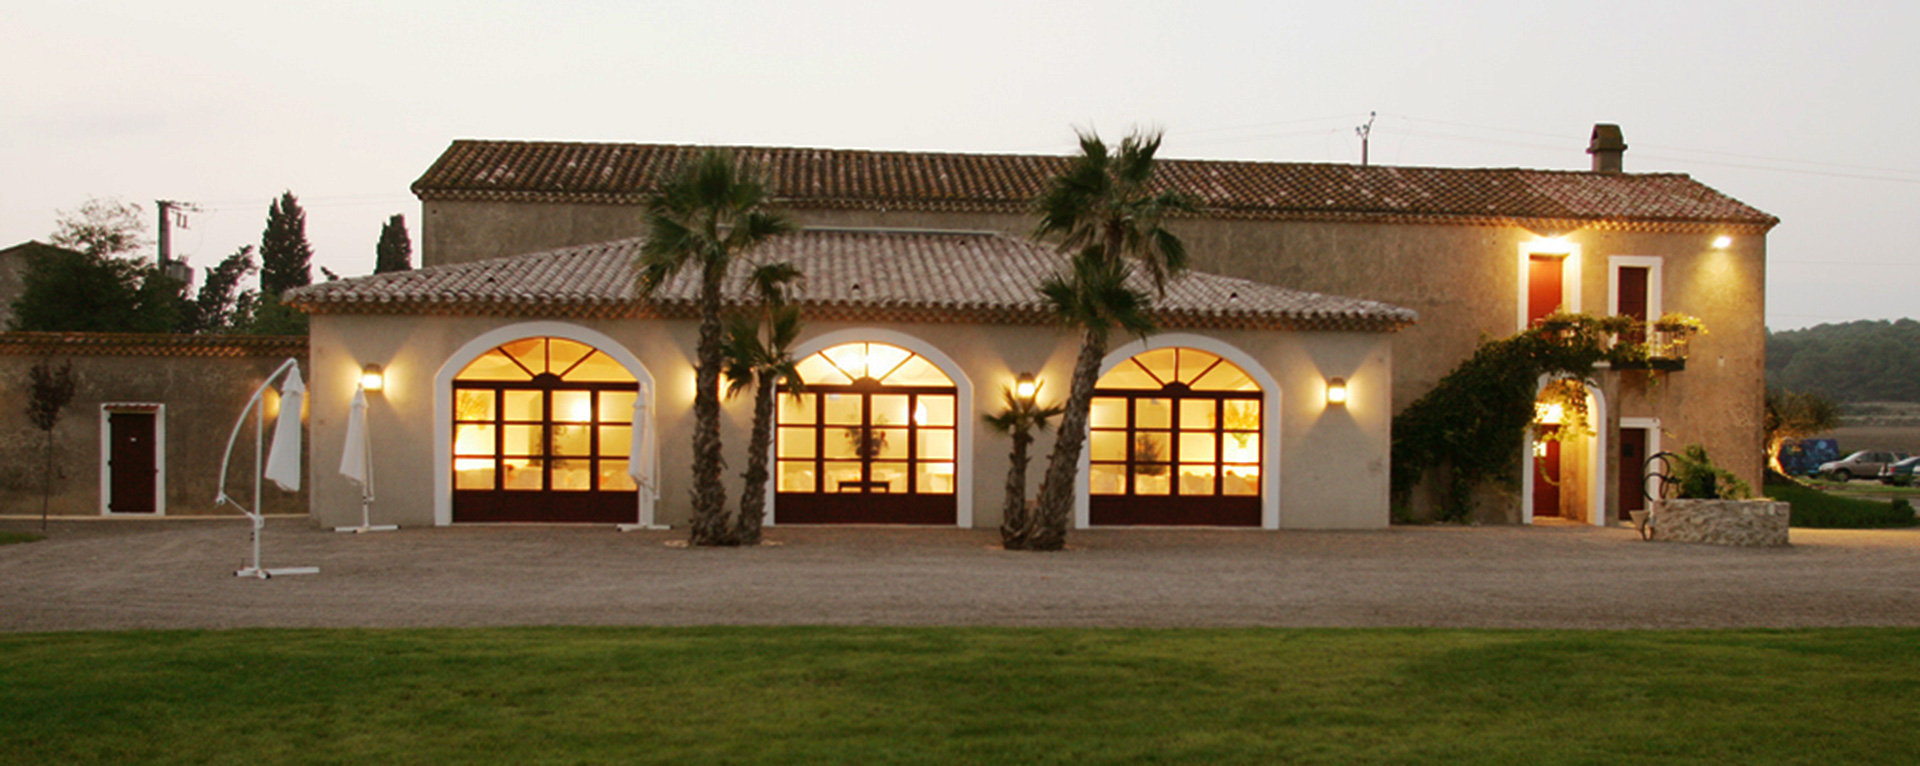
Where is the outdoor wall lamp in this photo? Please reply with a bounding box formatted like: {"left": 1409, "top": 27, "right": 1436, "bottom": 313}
{"left": 1712, "top": 235, "right": 1732, "bottom": 249}
{"left": 361, "top": 363, "right": 385, "bottom": 393}
{"left": 1326, "top": 377, "right": 1348, "bottom": 406}
{"left": 1015, "top": 373, "right": 1038, "bottom": 403}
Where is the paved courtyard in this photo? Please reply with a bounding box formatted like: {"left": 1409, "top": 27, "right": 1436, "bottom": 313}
{"left": 3, "top": 516, "right": 1917, "bottom": 632}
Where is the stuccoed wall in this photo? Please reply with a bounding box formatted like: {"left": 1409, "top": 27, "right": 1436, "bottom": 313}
{"left": 0, "top": 339, "right": 308, "bottom": 517}
{"left": 306, "top": 314, "right": 1395, "bottom": 530}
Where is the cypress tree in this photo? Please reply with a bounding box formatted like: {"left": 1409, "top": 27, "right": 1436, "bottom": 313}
{"left": 374, "top": 213, "right": 413, "bottom": 273}
{"left": 259, "top": 191, "right": 313, "bottom": 295}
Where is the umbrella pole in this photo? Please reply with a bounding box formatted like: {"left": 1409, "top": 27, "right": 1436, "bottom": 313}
{"left": 224, "top": 358, "right": 319, "bottom": 578}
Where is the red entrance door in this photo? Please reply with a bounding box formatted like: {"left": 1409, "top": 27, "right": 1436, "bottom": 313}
{"left": 1528, "top": 255, "right": 1564, "bottom": 325}
{"left": 1532, "top": 426, "right": 1561, "bottom": 518}
{"left": 108, "top": 411, "right": 158, "bottom": 514}
{"left": 1618, "top": 427, "right": 1648, "bottom": 520}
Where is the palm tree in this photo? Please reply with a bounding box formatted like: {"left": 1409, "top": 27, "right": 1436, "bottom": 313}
{"left": 984, "top": 379, "right": 1065, "bottom": 547}
{"left": 723, "top": 262, "right": 805, "bottom": 546}
{"left": 636, "top": 150, "right": 795, "bottom": 547}
{"left": 1015, "top": 130, "right": 1193, "bottom": 551}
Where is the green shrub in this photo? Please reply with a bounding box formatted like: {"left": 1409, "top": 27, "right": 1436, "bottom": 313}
{"left": 1768, "top": 481, "right": 1920, "bottom": 528}
{"left": 1669, "top": 445, "right": 1752, "bottom": 499}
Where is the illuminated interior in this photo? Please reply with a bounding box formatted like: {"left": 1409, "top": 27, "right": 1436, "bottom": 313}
{"left": 451, "top": 337, "right": 639, "bottom": 498}
{"left": 776, "top": 342, "right": 957, "bottom": 498}
{"left": 1089, "top": 347, "right": 1262, "bottom": 501}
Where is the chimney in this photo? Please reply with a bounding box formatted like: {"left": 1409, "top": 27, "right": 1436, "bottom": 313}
{"left": 1587, "top": 124, "right": 1626, "bottom": 173}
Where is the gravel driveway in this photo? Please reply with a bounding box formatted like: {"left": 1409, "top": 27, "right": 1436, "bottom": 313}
{"left": 4, "top": 517, "right": 1918, "bottom": 631}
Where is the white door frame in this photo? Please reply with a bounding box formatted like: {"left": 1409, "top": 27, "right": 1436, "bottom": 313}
{"left": 1520, "top": 377, "right": 1608, "bottom": 527}
{"left": 99, "top": 403, "right": 166, "bottom": 516}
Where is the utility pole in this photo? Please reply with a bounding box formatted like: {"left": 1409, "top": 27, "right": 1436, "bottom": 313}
{"left": 1355, "top": 111, "right": 1377, "bottom": 167}
{"left": 155, "top": 200, "right": 199, "bottom": 285}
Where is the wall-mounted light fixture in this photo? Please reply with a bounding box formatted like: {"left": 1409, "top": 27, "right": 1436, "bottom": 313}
{"left": 1326, "top": 377, "right": 1348, "bottom": 406}
{"left": 361, "top": 363, "right": 385, "bottom": 393}
{"left": 1712, "top": 235, "right": 1732, "bottom": 249}
{"left": 1015, "top": 373, "right": 1038, "bottom": 403}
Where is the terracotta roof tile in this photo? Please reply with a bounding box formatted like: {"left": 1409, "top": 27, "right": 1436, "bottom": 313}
{"left": 0, "top": 332, "right": 307, "bottom": 358}
{"left": 412, "top": 140, "right": 1778, "bottom": 231}
{"left": 287, "top": 229, "right": 1417, "bottom": 333}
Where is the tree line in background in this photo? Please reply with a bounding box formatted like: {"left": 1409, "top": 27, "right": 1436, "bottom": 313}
{"left": 1768, "top": 319, "right": 1920, "bottom": 402}
{"left": 7, "top": 196, "right": 414, "bottom": 336}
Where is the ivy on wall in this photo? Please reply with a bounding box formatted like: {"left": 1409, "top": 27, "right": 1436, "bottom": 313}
{"left": 1391, "top": 311, "right": 1703, "bottom": 521}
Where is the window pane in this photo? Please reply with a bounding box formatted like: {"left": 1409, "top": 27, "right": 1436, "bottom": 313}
{"left": 1223, "top": 433, "right": 1260, "bottom": 464}
{"left": 778, "top": 393, "right": 816, "bottom": 425}
{"left": 1223, "top": 466, "right": 1260, "bottom": 496}
{"left": 825, "top": 428, "right": 862, "bottom": 459}
{"left": 455, "top": 390, "right": 495, "bottom": 422}
{"left": 864, "top": 344, "right": 912, "bottom": 381}
{"left": 547, "top": 339, "right": 592, "bottom": 376}
{"left": 457, "top": 349, "right": 532, "bottom": 381}
{"left": 1179, "top": 432, "right": 1216, "bottom": 464}
{"left": 453, "top": 424, "right": 496, "bottom": 456}
{"left": 1223, "top": 399, "right": 1261, "bottom": 430}
{"left": 871, "top": 394, "right": 909, "bottom": 427}
{"left": 915, "top": 395, "right": 955, "bottom": 427}
{"left": 503, "top": 425, "right": 543, "bottom": 456}
{"left": 504, "top": 391, "right": 543, "bottom": 421}
{"left": 599, "top": 391, "right": 636, "bottom": 423}
{"left": 502, "top": 338, "right": 546, "bottom": 374}
{"left": 885, "top": 355, "right": 952, "bottom": 386}
{"left": 1178, "top": 465, "right": 1218, "bottom": 495}
{"left": 567, "top": 352, "right": 634, "bottom": 382}
{"left": 824, "top": 462, "right": 865, "bottom": 493}
{"left": 551, "top": 424, "right": 592, "bottom": 456}
{"left": 552, "top": 391, "right": 593, "bottom": 423}
{"left": 1193, "top": 361, "right": 1256, "bottom": 392}
{"left": 778, "top": 461, "right": 816, "bottom": 492}
{"left": 823, "top": 343, "right": 873, "bottom": 380}
{"left": 795, "top": 355, "right": 851, "bottom": 386}
{"left": 778, "top": 427, "right": 816, "bottom": 459}
{"left": 1180, "top": 399, "right": 1215, "bottom": 429}
{"left": 1133, "top": 464, "right": 1171, "bottom": 495}
{"left": 1133, "top": 431, "right": 1170, "bottom": 463}
{"left": 870, "top": 428, "right": 908, "bottom": 459}
{"left": 916, "top": 462, "right": 956, "bottom": 494}
{"left": 503, "top": 459, "right": 544, "bottom": 490}
{"left": 1174, "top": 349, "right": 1222, "bottom": 384}
{"left": 1133, "top": 349, "right": 1177, "bottom": 383}
{"left": 1089, "top": 430, "right": 1127, "bottom": 461}
{"left": 551, "top": 459, "right": 592, "bottom": 491}
{"left": 824, "top": 393, "right": 863, "bottom": 425}
{"left": 1095, "top": 361, "right": 1161, "bottom": 389}
{"left": 600, "top": 461, "right": 637, "bottom": 492}
{"left": 917, "top": 429, "right": 955, "bottom": 460}
{"left": 1090, "top": 464, "right": 1126, "bottom": 495}
{"left": 1090, "top": 397, "right": 1128, "bottom": 428}
{"left": 454, "top": 463, "right": 495, "bottom": 490}
{"left": 1136, "top": 398, "right": 1171, "bottom": 429}
{"left": 871, "top": 462, "right": 908, "bottom": 493}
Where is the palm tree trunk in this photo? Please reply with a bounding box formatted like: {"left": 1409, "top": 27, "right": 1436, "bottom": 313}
{"left": 998, "top": 429, "right": 1033, "bottom": 546}
{"left": 1020, "top": 327, "right": 1107, "bottom": 550}
{"left": 689, "top": 276, "right": 734, "bottom": 546}
{"left": 735, "top": 372, "right": 778, "bottom": 546}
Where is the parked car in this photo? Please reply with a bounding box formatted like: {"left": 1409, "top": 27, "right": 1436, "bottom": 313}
{"left": 1881, "top": 456, "right": 1920, "bottom": 486}
{"left": 1820, "top": 450, "right": 1907, "bottom": 481}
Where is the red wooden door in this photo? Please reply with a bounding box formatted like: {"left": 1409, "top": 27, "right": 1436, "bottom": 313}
{"left": 108, "top": 411, "right": 158, "bottom": 514}
{"left": 1532, "top": 427, "right": 1561, "bottom": 518}
{"left": 1618, "top": 427, "right": 1648, "bottom": 519}
{"left": 1528, "top": 256, "right": 1564, "bottom": 325}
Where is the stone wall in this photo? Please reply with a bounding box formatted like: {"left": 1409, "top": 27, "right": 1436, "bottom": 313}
{"left": 1653, "top": 499, "right": 1790, "bottom": 547}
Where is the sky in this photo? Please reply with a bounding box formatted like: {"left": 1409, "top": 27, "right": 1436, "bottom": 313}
{"left": 4, "top": 0, "right": 1915, "bottom": 331}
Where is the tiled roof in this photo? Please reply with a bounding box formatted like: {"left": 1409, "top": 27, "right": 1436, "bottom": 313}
{"left": 0, "top": 332, "right": 308, "bottom": 358}
{"left": 286, "top": 229, "right": 1418, "bottom": 333}
{"left": 413, "top": 140, "right": 1778, "bottom": 232}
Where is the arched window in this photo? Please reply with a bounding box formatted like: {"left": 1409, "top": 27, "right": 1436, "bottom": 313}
{"left": 450, "top": 337, "right": 639, "bottom": 523}
{"left": 1089, "top": 347, "right": 1262, "bottom": 526}
{"left": 774, "top": 341, "right": 958, "bottom": 524}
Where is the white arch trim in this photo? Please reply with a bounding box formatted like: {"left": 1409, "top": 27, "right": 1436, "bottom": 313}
{"left": 432, "top": 321, "right": 657, "bottom": 527}
{"left": 771, "top": 328, "right": 976, "bottom": 528}
{"left": 1520, "top": 375, "right": 1608, "bottom": 527}
{"left": 1078, "top": 334, "right": 1283, "bottom": 530}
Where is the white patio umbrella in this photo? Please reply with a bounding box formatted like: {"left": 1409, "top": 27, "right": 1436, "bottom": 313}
{"left": 215, "top": 358, "right": 318, "bottom": 578}
{"left": 261, "top": 365, "right": 304, "bottom": 492}
{"left": 335, "top": 385, "right": 395, "bottom": 533}
{"left": 617, "top": 382, "right": 664, "bottom": 531}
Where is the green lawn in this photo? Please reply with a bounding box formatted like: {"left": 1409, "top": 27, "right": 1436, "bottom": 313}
{"left": 0, "top": 531, "right": 44, "bottom": 545}
{"left": 2, "top": 627, "right": 1916, "bottom": 765}
{"left": 1768, "top": 480, "right": 1920, "bottom": 528}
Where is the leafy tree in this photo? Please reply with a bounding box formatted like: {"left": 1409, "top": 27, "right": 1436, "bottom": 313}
{"left": 10, "top": 200, "right": 183, "bottom": 333}
{"left": 1768, "top": 319, "right": 1920, "bottom": 402}
{"left": 177, "top": 246, "right": 260, "bottom": 334}
{"left": 1765, "top": 388, "right": 1841, "bottom": 472}
{"left": 25, "top": 359, "right": 77, "bottom": 530}
{"left": 375, "top": 214, "right": 413, "bottom": 273}
{"left": 1015, "top": 130, "right": 1193, "bottom": 551}
{"left": 636, "top": 150, "right": 795, "bottom": 547}
{"left": 984, "top": 379, "right": 1064, "bottom": 546}
{"left": 49, "top": 197, "right": 148, "bottom": 258}
{"left": 722, "top": 262, "right": 805, "bottom": 546}
{"left": 259, "top": 191, "right": 313, "bottom": 296}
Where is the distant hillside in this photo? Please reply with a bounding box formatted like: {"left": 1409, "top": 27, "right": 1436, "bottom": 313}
{"left": 1767, "top": 319, "right": 1920, "bottom": 402}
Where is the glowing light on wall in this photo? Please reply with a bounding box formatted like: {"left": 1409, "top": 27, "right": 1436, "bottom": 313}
{"left": 361, "top": 363, "right": 385, "bottom": 392}
{"left": 1713, "top": 235, "right": 1733, "bottom": 249}
{"left": 1326, "top": 377, "right": 1348, "bottom": 406}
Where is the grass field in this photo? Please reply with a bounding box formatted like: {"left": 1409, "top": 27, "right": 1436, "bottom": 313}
{"left": 2, "top": 627, "right": 1917, "bottom": 765}
{"left": 0, "top": 531, "right": 43, "bottom": 545}
{"left": 1768, "top": 479, "right": 1920, "bottom": 528}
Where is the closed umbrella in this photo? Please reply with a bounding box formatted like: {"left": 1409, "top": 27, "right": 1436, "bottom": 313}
{"left": 628, "top": 382, "right": 654, "bottom": 490}
{"left": 262, "top": 365, "right": 304, "bottom": 492}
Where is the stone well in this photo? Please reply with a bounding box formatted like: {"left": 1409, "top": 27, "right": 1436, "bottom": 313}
{"left": 1652, "top": 499, "right": 1790, "bottom": 547}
